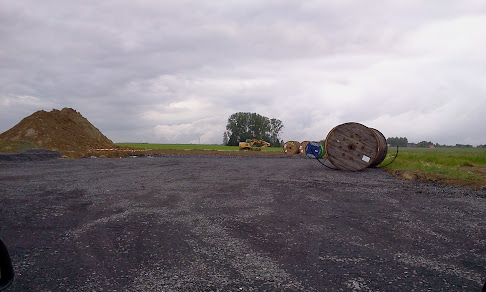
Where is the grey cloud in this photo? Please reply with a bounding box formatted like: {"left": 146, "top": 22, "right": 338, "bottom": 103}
{"left": 1, "top": 0, "right": 486, "bottom": 145}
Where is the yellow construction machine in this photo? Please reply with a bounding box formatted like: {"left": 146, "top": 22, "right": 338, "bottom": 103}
{"left": 239, "top": 139, "right": 271, "bottom": 151}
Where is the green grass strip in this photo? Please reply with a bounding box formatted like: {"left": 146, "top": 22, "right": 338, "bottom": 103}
{"left": 381, "top": 147, "right": 486, "bottom": 182}
{"left": 116, "top": 143, "right": 283, "bottom": 152}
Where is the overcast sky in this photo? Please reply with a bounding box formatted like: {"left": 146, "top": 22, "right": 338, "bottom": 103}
{"left": 1, "top": 1, "right": 485, "bottom": 146}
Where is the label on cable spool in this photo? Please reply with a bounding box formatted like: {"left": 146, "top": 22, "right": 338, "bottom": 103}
{"left": 362, "top": 155, "right": 371, "bottom": 163}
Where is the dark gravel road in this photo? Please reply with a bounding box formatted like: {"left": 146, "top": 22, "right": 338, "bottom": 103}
{"left": 1, "top": 155, "right": 485, "bottom": 291}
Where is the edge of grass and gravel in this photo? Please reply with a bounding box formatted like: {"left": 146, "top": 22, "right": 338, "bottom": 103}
{"left": 379, "top": 147, "right": 486, "bottom": 189}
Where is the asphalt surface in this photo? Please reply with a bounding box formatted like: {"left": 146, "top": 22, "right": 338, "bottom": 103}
{"left": 0, "top": 154, "right": 485, "bottom": 291}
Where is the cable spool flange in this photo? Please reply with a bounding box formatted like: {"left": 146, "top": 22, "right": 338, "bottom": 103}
{"left": 369, "top": 128, "right": 388, "bottom": 167}
{"left": 299, "top": 141, "right": 309, "bottom": 155}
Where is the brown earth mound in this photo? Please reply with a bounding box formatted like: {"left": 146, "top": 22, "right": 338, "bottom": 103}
{"left": 0, "top": 139, "right": 40, "bottom": 153}
{"left": 0, "top": 108, "right": 116, "bottom": 158}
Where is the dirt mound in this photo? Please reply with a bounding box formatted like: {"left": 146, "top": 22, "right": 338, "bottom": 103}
{"left": 0, "top": 139, "right": 40, "bottom": 153}
{"left": 0, "top": 108, "right": 116, "bottom": 158}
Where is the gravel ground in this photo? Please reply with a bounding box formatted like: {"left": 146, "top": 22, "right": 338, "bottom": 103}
{"left": 0, "top": 154, "right": 485, "bottom": 291}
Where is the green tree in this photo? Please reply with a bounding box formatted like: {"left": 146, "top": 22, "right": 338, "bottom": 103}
{"left": 224, "top": 112, "right": 284, "bottom": 146}
{"left": 223, "top": 132, "right": 229, "bottom": 145}
{"left": 417, "top": 141, "right": 433, "bottom": 147}
{"left": 267, "top": 118, "right": 284, "bottom": 146}
{"left": 387, "top": 137, "right": 408, "bottom": 147}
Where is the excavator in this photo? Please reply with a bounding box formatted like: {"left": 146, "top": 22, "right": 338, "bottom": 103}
{"left": 239, "top": 139, "right": 271, "bottom": 151}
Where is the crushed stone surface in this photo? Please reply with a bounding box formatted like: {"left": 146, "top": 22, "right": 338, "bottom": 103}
{"left": 0, "top": 155, "right": 485, "bottom": 291}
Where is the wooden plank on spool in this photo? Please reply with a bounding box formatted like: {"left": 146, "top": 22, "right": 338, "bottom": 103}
{"left": 325, "top": 122, "right": 379, "bottom": 171}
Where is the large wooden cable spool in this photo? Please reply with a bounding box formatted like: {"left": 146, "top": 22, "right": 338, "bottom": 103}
{"left": 283, "top": 141, "right": 301, "bottom": 155}
{"left": 299, "top": 141, "right": 309, "bottom": 155}
{"left": 325, "top": 122, "right": 387, "bottom": 171}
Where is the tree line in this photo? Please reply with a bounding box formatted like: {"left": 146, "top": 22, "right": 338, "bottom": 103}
{"left": 386, "top": 137, "right": 408, "bottom": 147}
{"left": 387, "top": 137, "right": 482, "bottom": 148}
{"left": 223, "top": 112, "right": 284, "bottom": 147}
{"left": 223, "top": 119, "right": 484, "bottom": 148}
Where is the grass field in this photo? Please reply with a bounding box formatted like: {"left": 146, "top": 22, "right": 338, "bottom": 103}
{"left": 381, "top": 147, "right": 486, "bottom": 186}
{"left": 116, "top": 143, "right": 283, "bottom": 152}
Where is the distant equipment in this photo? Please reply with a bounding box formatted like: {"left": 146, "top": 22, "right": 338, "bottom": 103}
{"left": 239, "top": 139, "right": 270, "bottom": 151}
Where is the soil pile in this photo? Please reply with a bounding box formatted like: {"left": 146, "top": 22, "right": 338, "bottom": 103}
{"left": 0, "top": 108, "right": 116, "bottom": 157}
{"left": 0, "top": 139, "right": 40, "bottom": 153}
